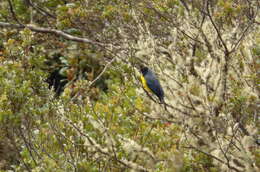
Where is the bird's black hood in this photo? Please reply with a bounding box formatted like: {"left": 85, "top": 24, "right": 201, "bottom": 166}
{"left": 140, "top": 65, "right": 149, "bottom": 75}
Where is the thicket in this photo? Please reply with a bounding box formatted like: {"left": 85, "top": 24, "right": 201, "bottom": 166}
{"left": 0, "top": 0, "right": 259, "bottom": 171}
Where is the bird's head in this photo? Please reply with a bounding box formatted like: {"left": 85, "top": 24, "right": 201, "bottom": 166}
{"left": 139, "top": 65, "right": 149, "bottom": 75}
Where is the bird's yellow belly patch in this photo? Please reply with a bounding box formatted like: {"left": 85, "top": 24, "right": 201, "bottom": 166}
{"left": 140, "top": 75, "right": 152, "bottom": 92}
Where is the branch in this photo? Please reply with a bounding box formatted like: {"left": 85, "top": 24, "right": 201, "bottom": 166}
{"left": 7, "top": 0, "right": 22, "bottom": 25}
{"left": 25, "top": 0, "right": 56, "bottom": 19}
{"left": 230, "top": 22, "right": 253, "bottom": 54}
{"left": 70, "top": 57, "right": 116, "bottom": 101}
{"left": 185, "top": 146, "right": 226, "bottom": 164}
{"left": 89, "top": 58, "right": 116, "bottom": 87}
{"left": 165, "top": 103, "right": 199, "bottom": 117}
{"left": 0, "top": 22, "right": 106, "bottom": 46}
{"left": 186, "top": 146, "right": 242, "bottom": 172}
{"left": 200, "top": 27, "right": 220, "bottom": 61}
{"left": 222, "top": 51, "right": 230, "bottom": 102}
{"left": 225, "top": 123, "right": 240, "bottom": 155}
{"left": 17, "top": 128, "right": 38, "bottom": 166}
{"left": 144, "top": 3, "right": 204, "bottom": 44}
{"left": 180, "top": 0, "right": 190, "bottom": 12}
{"left": 65, "top": 116, "right": 149, "bottom": 172}
{"left": 206, "top": 1, "right": 229, "bottom": 53}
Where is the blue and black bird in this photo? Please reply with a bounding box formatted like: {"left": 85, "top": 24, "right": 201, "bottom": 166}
{"left": 139, "top": 65, "right": 166, "bottom": 109}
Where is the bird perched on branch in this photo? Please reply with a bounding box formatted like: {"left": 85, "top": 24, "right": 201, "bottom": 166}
{"left": 139, "top": 65, "right": 166, "bottom": 110}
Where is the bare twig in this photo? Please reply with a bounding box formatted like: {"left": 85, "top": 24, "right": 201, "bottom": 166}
{"left": 206, "top": 0, "right": 229, "bottom": 53}
{"left": 165, "top": 103, "right": 199, "bottom": 117}
{"left": 17, "top": 128, "right": 38, "bottom": 166}
{"left": 25, "top": 0, "right": 56, "bottom": 19}
{"left": 7, "top": 0, "right": 22, "bottom": 25}
{"left": 0, "top": 22, "right": 106, "bottom": 46}
{"left": 8, "top": 129, "right": 32, "bottom": 172}
{"left": 222, "top": 52, "right": 229, "bottom": 102}
{"left": 215, "top": 133, "right": 230, "bottom": 165}
{"left": 186, "top": 146, "right": 241, "bottom": 172}
{"left": 225, "top": 123, "right": 240, "bottom": 155}
{"left": 186, "top": 146, "right": 226, "bottom": 164}
{"left": 143, "top": 3, "right": 204, "bottom": 44}
{"left": 200, "top": 27, "right": 220, "bottom": 61}
{"left": 88, "top": 58, "right": 116, "bottom": 87}
{"left": 180, "top": 0, "right": 190, "bottom": 12}
{"left": 70, "top": 57, "right": 116, "bottom": 101}
{"left": 230, "top": 23, "right": 252, "bottom": 54}
{"left": 66, "top": 117, "right": 149, "bottom": 171}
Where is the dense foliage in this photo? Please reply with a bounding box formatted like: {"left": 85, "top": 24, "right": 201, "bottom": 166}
{"left": 0, "top": 0, "right": 259, "bottom": 171}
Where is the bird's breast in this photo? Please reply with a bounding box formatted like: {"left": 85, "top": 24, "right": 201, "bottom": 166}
{"left": 140, "top": 75, "right": 152, "bottom": 92}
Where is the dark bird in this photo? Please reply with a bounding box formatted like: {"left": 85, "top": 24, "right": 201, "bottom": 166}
{"left": 139, "top": 65, "right": 166, "bottom": 109}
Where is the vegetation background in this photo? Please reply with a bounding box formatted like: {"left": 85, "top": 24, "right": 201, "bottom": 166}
{"left": 0, "top": 0, "right": 259, "bottom": 171}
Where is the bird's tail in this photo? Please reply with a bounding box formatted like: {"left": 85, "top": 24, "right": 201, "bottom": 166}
{"left": 159, "top": 97, "right": 167, "bottom": 110}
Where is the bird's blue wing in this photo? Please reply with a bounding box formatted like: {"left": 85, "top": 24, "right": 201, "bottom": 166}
{"left": 145, "top": 72, "right": 164, "bottom": 100}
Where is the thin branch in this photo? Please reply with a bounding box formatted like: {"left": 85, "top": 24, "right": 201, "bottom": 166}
{"left": 215, "top": 133, "right": 230, "bottom": 165}
{"left": 225, "top": 123, "right": 240, "bottom": 155}
{"left": 7, "top": 0, "right": 22, "bottom": 25}
{"left": 70, "top": 57, "right": 116, "bottom": 101}
{"left": 89, "top": 58, "right": 116, "bottom": 87}
{"left": 221, "top": 55, "right": 228, "bottom": 102}
{"left": 144, "top": 4, "right": 204, "bottom": 44}
{"left": 0, "top": 22, "right": 106, "bottom": 46}
{"left": 17, "top": 128, "right": 38, "bottom": 166}
{"left": 66, "top": 117, "right": 149, "bottom": 172}
{"left": 230, "top": 23, "right": 253, "bottom": 54}
{"left": 206, "top": 1, "right": 229, "bottom": 53}
{"left": 165, "top": 103, "right": 199, "bottom": 117}
{"left": 185, "top": 146, "right": 226, "bottom": 164}
{"left": 200, "top": 27, "right": 220, "bottom": 61}
{"left": 186, "top": 146, "right": 241, "bottom": 172}
{"left": 55, "top": 105, "right": 149, "bottom": 171}
{"left": 8, "top": 129, "right": 32, "bottom": 172}
{"left": 26, "top": 0, "right": 56, "bottom": 19}
{"left": 180, "top": 0, "right": 190, "bottom": 12}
